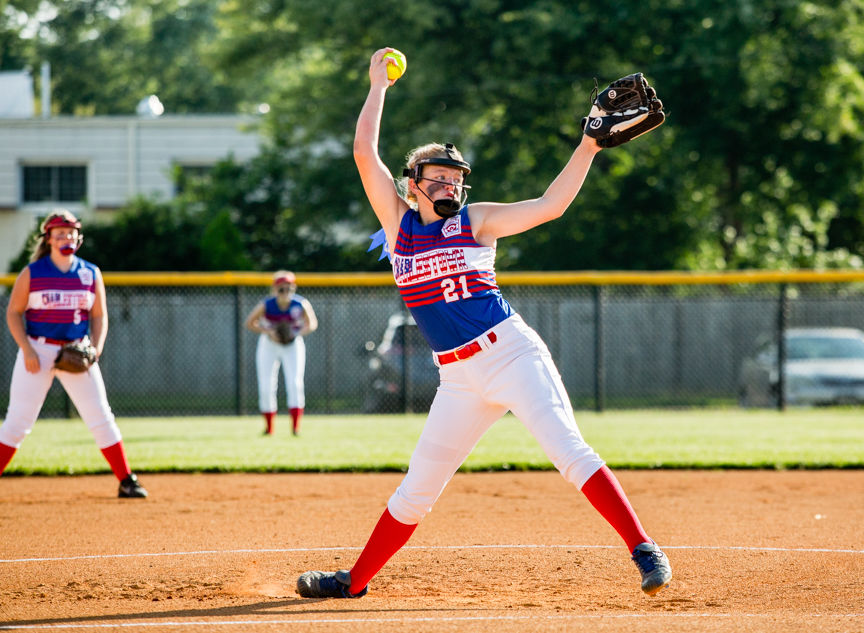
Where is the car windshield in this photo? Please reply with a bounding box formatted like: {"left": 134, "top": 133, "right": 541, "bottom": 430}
{"left": 787, "top": 336, "right": 864, "bottom": 360}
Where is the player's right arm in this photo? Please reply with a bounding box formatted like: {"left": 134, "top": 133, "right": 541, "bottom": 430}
{"left": 354, "top": 49, "right": 410, "bottom": 248}
{"left": 243, "top": 302, "right": 268, "bottom": 334}
{"left": 5, "top": 267, "right": 40, "bottom": 373}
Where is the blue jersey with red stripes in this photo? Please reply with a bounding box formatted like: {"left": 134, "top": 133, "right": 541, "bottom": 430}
{"left": 25, "top": 256, "right": 98, "bottom": 341}
{"left": 263, "top": 295, "right": 305, "bottom": 331}
{"left": 391, "top": 206, "right": 514, "bottom": 351}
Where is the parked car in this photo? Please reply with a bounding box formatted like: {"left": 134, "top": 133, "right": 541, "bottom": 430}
{"left": 362, "top": 313, "right": 439, "bottom": 413}
{"left": 738, "top": 327, "right": 864, "bottom": 407}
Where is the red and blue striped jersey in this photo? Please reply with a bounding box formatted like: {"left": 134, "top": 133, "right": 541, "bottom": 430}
{"left": 25, "top": 256, "right": 97, "bottom": 341}
{"left": 264, "top": 295, "right": 305, "bottom": 332}
{"left": 391, "top": 207, "right": 513, "bottom": 351}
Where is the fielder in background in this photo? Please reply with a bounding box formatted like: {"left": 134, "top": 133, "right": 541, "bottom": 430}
{"left": 297, "top": 48, "right": 670, "bottom": 599}
{"left": 244, "top": 271, "right": 318, "bottom": 435}
{"left": 0, "top": 209, "right": 147, "bottom": 498}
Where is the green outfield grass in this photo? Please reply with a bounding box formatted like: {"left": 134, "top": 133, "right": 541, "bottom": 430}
{"left": 3, "top": 408, "right": 863, "bottom": 475}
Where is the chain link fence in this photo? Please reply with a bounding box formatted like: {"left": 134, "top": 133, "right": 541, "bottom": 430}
{"left": 3, "top": 272, "right": 864, "bottom": 417}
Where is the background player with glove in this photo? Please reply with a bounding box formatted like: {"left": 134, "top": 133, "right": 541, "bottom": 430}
{"left": 296, "top": 49, "right": 671, "bottom": 600}
{"left": 243, "top": 271, "right": 318, "bottom": 435}
{"left": 0, "top": 209, "right": 147, "bottom": 498}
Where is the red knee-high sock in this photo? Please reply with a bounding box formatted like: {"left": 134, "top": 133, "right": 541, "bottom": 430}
{"left": 0, "top": 442, "right": 17, "bottom": 475}
{"left": 289, "top": 407, "right": 303, "bottom": 435}
{"left": 580, "top": 465, "right": 651, "bottom": 552}
{"left": 100, "top": 441, "right": 132, "bottom": 481}
{"left": 263, "top": 412, "right": 275, "bottom": 434}
{"left": 348, "top": 508, "right": 418, "bottom": 594}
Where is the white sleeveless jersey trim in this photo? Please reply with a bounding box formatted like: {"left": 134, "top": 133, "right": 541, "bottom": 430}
{"left": 392, "top": 243, "right": 496, "bottom": 287}
{"left": 26, "top": 289, "right": 95, "bottom": 311}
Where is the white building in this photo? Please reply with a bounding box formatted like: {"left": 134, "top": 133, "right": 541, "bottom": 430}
{"left": 0, "top": 72, "right": 263, "bottom": 270}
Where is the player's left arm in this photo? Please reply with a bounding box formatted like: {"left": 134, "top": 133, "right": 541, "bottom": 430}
{"left": 88, "top": 269, "right": 108, "bottom": 359}
{"left": 470, "top": 135, "right": 602, "bottom": 244}
{"left": 299, "top": 298, "right": 318, "bottom": 335}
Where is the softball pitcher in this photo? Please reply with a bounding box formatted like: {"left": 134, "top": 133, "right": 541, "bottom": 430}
{"left": 297, "top": 49, "right": 671, "bottom": 599}
{"left": 0, "top": 210, "right": 147, "bottom": 498}
{"left": 244, "top": 271, "right": 318, "bottom": 435}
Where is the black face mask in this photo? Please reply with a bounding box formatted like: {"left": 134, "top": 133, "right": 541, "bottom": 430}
{"left": 415, "top": 179, "right": 468, "bottom": 219}
{"left": 432, "top": 198, "right": 462, "bottom": 218}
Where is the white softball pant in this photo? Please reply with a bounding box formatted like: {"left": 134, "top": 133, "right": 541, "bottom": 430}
{"left": 387, "top": 314, "right": 605, "bottom": 525}
{"left": 255, "top": 334, "right": 306, "bottom": 412}
{"left": 0, "top": 339, "right": 122, "bottom": 449}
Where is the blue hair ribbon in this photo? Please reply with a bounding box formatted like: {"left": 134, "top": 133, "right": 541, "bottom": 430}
{"left": 367, "top": 228, "right": 391, "bottom": 262}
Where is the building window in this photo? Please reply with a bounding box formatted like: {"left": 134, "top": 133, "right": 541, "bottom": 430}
{"left": 174, "top": 164, "right": 213, "bottom": 194}
{"left": 22, "top": 165, "right": 87, "bottom": 203}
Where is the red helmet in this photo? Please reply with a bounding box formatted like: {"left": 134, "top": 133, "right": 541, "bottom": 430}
{"left": 41, "top": 214, "right": 82, "bottom": 235}
{"left": 273, "top": 271, "right": 297, "bottom": 287}
{"left": 41, "top": 212, "right": 83, "bottom": 255}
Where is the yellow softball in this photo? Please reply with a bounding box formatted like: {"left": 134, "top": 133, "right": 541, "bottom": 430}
{"left": 383, "top": 50, "right": 406, "bottom": 81}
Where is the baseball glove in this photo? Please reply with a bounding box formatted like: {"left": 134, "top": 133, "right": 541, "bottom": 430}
{"left": 274, "top": 321, "right": 296, "bottom": 345}
{"left": 580, "top": 73, "right": 665, "bottom": 148}
{"left": 54, "top": 342, "right": 97, "bottom": 373}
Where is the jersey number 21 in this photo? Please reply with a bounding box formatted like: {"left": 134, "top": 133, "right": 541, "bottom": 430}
{"left": 441, "top": 276, "right": 471, "bottom": 303}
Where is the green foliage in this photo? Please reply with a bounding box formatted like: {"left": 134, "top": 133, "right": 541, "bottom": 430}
{"left": 209, "top": 0, "right": 864, "bottom": 271}
{"left": 0, "top": 1, "right": 39, "bottom": 71}
{"left": 7, "top": 0, "right": 864, "bottom": 271}
{"left": 30, "top": 0, "right": 242, "bottom": 115}
{"left": 199, "top": 209, "right": 253, "bottom": 270}
{"left": 178, "top": 149, "right": 384, "bottom": 271}
{"left": 6, "top": 409, "right": 864, "bottom": 475}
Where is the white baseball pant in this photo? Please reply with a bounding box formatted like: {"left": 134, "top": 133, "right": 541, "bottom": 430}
{"left": 255, "top": 334, "right": 306, "bottom": 412}
{"left": 387, "top": 314, "right": 605, "bottom": 525}
{"left": 0, "top": 338, "right": 122, "bottom": 449}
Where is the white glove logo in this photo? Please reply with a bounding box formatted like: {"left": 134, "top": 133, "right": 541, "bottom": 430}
{"left": 589, "top": 118, "right": 603, "bottom": 130}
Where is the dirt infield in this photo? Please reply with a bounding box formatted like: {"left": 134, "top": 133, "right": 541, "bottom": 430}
{"left": 1, "top": 470, "right": 862, "bottom": 632}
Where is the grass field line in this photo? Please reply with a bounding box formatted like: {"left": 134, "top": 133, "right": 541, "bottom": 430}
{"left": 1, "top": 543, "right": 862, "bottom": 564}
{"left": 2, "top": 613, "right": 864, "bottom": 630}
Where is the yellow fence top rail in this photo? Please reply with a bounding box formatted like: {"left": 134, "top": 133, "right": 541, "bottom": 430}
{"left": 4, "top": 269, "right": 864, "bottom": 287}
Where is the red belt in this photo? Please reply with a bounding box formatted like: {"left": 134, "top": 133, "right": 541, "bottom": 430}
{"left": 435, "top": 331, "right": 497, "bottom": 365}
{"left": 30, "top": 336, "right": 73, "bottom": 346}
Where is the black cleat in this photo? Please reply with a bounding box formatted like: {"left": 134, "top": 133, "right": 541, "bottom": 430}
{"left": 118, "top": 473, "right": 148, "bottom": 498}
{"left": 296, "top": 570, "right": 367, "bottom": 598}
{"left": 631, "top": 542, "right": 672, "bottom": 595}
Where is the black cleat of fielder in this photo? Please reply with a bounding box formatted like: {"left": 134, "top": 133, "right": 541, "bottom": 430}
{"left": 118, "top": 473, "right": 148, "bottom": 498}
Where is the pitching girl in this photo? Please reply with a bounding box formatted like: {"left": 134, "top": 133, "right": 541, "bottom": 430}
{"left": 0, "top": 210, "right": 147, "bottom": 498}
{"left": 297, "top": 49, "right": 672, "bottom": 599}
{"left": 244, "top": 271, "right": 318, "bottom": 435}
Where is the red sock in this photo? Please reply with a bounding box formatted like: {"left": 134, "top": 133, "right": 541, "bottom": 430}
{"left": 289, "top": 407, "right": 303, "bottom": 434}
{"left": 99, "top": 441, "right": 132, "bottom": 481}
{"left": 580, "top": 465, "right": 651, "bottom": 552}
{"left": 263, "top": 412, "right": 275, "bottom": 434}
{"left": 0, "top": 442, "right": 17, "bottom": 475}
{"left": 349, "top": 508, "right": 418, "bottom": 594}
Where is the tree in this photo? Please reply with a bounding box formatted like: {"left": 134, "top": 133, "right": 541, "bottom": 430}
{"left": 27, "top": 0, "right": 243, "bottom": 115}
{"left": 207, "top": 0, "right": 703, "bottom": 269}
{"left": 0, "top": 0, "right": 39, "bottom": 71}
